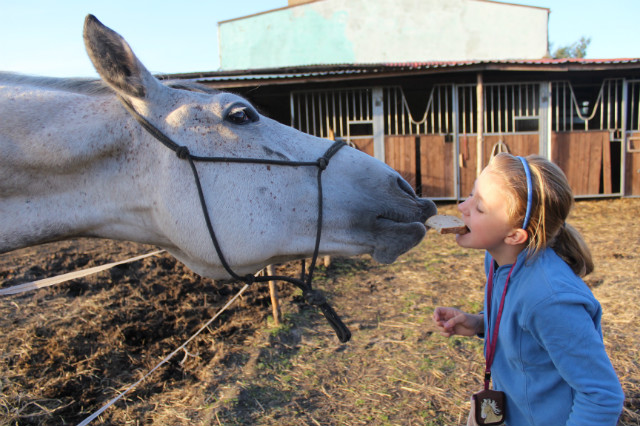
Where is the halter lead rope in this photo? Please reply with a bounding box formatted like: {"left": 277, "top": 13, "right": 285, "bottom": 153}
{"left": 118, "top": 96, "right": 351, "bottom": 342}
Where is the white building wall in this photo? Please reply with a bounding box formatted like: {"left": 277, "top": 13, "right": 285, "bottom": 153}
{"left": 218, "top": 0, "right": 549, "bottom": 70}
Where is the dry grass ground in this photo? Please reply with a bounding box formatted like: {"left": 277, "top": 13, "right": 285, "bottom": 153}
{"left": 1, "top": 198, "right": 639, "bottom": 425}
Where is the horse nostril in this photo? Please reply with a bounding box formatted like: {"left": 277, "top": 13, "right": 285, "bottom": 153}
{"left": 397, "top": 177, "right": 416, "bottom": 198}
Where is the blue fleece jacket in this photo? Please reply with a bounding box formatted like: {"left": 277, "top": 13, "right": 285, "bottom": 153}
{"left": 483, "top": 248, "right": 624, "bottom": 426}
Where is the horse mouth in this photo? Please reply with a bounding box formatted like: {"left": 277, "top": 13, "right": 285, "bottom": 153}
{"left": 376, "top": 197, "right": 437, "bottom": 226}
{"left": 371, "top": 203, "right": 436, "bottom": 264}
{"left": 377, "top": 211, "right": 424, "bottom": 224}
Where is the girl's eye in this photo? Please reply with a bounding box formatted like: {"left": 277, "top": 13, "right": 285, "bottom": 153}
{"left": 473, "top": 199, "right": 484, "bottom": 213}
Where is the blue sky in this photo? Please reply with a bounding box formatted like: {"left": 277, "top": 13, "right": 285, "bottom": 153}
{"left": 1, "top": 0, "right": 639, "bottom": 78}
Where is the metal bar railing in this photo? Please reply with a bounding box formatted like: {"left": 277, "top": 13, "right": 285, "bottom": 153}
{"left": 551, "top": 79, "right": 624, "bottom": 132}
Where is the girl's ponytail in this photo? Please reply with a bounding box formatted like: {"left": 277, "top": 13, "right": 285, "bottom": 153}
{"left": 551, "top": 223, "right": 594, "bottom": 277}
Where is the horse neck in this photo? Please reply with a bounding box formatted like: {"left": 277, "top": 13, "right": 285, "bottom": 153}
{"left": 0, "top": 85, "right": 165, "bottom": 252}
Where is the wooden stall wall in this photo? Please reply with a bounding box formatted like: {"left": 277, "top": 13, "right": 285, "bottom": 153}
{"left": 458, "top": 135, "right": 478, "bottom": 198}
{"left": 458, "top": 134, "right": 539, "bottom": 197}
{"left": 351, "top": 138, "right": 374, "bottom": 157}
{"left": 419, "top": 135, "right": 454, "bottom": 198}
{"left": 552, "top": 131, "right": 612, "bottom": 196}
{"left": 483, "top": 134, "right": 539, "bottom": 160}
{"left": 384, "top": 135, "right": 455, "bottom": 198}
{"left": 385, "top": 135, "right": 418, "bottom": 189}
{"left": 626, "top": 132, "right": 640, "bottom": 196}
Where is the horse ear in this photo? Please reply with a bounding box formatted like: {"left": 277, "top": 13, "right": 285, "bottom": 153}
{"left": 83, "top": 14, "right": 160, "bottom": 99}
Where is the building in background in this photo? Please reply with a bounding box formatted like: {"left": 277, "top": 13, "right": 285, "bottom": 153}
{"left": 218, "top": 0, "right": 549, "bottom": 70}
{"left": 167, "top": 0, "right": 640, "bottom": 199}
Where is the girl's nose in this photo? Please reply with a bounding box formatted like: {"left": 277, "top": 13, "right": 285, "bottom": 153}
{"left": 458, "top": 198, "right": 470, "bottom": 216}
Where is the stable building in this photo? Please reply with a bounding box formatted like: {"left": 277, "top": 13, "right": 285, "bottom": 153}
{"left": 166, "top": 0, "right": 640, "bottom": 200}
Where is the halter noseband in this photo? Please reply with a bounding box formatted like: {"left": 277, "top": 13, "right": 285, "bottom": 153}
{"left": 118, "top": 96, "right": 351, "bottom": 342}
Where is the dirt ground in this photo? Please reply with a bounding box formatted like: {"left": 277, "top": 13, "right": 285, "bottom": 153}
{"left": 1, "top": 199, "right": 639, "bottom": 426}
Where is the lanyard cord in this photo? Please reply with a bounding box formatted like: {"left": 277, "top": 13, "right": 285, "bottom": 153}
{"left": 484, "top": 260, "right": 516, "bottom": 390}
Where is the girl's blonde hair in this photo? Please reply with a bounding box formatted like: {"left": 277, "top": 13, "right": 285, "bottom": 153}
{"left": 487, "top": 153, "right": 593, "bottom": 276}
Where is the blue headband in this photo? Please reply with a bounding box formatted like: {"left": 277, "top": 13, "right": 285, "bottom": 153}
{"left": 517, "top": 156, "right": 533, "bottom": 230}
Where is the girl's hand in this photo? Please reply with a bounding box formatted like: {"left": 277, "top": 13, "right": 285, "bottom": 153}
{"left": 433, "top": 307, "right": 484, "bottom": 337}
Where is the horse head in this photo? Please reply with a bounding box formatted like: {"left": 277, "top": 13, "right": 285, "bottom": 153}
{"left": 480, "top": 398, "right": 502, "bottom": 422}
{"left": 38, "top": 15, "right": 435, "bottom": 279}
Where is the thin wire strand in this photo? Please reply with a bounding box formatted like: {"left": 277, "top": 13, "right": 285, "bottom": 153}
{"left": 77, "top": 282, "right": 251, "bottom": 426}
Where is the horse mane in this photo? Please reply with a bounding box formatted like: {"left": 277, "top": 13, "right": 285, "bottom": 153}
{"left": 0, "top": 72, "right": 219, "bottom": 96}
{"left": 0, "top": 72, "right": 113, "bottom": 95}
{"left": 164, "top": 80, "right": 221, "bottom": 95}
{"left": 481, "top": 398, "right": 501, "bottom": 414}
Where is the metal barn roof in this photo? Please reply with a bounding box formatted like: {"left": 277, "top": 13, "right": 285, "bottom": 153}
{"left": 161, "top": 58, "right": 640, "bottom": 87}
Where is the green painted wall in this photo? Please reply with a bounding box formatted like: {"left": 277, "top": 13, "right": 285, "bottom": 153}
{"left": 218, "top": 0, "right": 549, "bottom": 70}
{"left": 220, "top": 9, "right": 356, "bottom": 69}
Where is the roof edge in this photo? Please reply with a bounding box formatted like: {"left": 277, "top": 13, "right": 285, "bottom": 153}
{"left": 159, "top": 58, "right": 640, "bottom": 82}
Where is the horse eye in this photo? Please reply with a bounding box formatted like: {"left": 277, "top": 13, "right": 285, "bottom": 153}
{"left": 226, "top": 105, "right": 259, "bottom": 125}
{"left": 228, "top": 109, "right": 249, "bottom": 124}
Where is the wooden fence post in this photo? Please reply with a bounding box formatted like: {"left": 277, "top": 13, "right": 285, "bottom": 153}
{"left": 266, "top": 264, "right": 281, "bottom": 326}
{"left": 476, "top": 72, "right": 484, "bottom": 177}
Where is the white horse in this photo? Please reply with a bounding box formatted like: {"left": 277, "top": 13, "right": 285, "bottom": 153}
{"left": 0, "top": 15, "right": 437, "bottom": 281}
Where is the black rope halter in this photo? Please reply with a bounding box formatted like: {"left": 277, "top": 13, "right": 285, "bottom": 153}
{"left": 118, "top": 96, "right": 351, "bottom": 342}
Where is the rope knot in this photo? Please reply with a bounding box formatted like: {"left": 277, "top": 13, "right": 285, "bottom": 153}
{"left": 243, "top": 274, "right": 256, "bottom": 285}
{"left": 317, "top": 157, "right": 328, "bottom": 170}
{"left": 303, "top": 289, "right": 326, "bottom": 306}
{"left": 175, "top": 146, "right": 190, "bottom": 159}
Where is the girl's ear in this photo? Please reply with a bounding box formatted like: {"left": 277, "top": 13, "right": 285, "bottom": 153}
{"left": 505, "top": 228, "right": 529, "bottom": 246}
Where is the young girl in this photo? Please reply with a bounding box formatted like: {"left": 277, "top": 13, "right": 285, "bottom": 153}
{"left": 433, "top": 153, "right": 624, "bottom": 426}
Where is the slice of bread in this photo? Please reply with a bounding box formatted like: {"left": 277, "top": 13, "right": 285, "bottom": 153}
{"left": 426, "top": 215, "right": 469, "bottom": 235}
